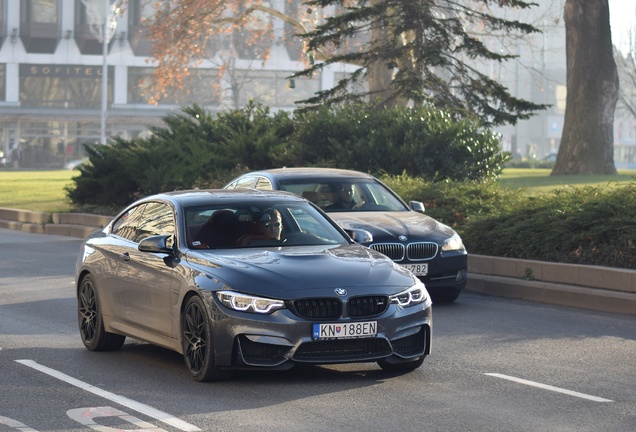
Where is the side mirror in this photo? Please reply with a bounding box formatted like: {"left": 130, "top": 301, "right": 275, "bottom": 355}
{"left": 409, "top": 200, "right": 425, "bottom": 213}
{"left": 138, "top": 235, "right": 174, "bottom": 254}
{"left": 345, "top": 229, "right": 373, "bottom": 244}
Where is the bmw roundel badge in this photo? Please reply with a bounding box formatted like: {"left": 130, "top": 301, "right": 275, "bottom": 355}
{"left": 335, "top": 288, "right": 347, "bottom": 296}
{"left": 399, "top": 235, "right": 407, "bottom": 242}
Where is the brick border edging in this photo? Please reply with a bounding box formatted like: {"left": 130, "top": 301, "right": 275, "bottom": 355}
{"left": 468, "top": 254, "right": 636, "bottom": 294}
{"left": 466, "top": 273, "right": 636, "bottom": 315}
{"left": 0, "top": 207, "right": 110, "bottom": 238}
{"left": 467, "top": 255, "right": 636, "bottom": 315}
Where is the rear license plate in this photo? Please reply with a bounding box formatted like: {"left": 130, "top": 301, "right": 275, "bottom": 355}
{"left": 312, "top": 321, "right": 377, "bottom": 340}
{"left": 401, "top": 263, "right": 428, "bottom": 276}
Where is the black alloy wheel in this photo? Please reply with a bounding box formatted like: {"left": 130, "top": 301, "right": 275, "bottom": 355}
{"left": 77, "top": 274, "right": 125, "bottom": 351}
{"left": 182, "top": 296, "right": 232, "bottom": 381}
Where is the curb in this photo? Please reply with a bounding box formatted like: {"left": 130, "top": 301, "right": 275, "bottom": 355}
{"left": 0, "top": 207, "right": 110, "bottom": 238}
{"left": 466, "top": 274, "right": 636, "bottom": 315}
{"left": 1, "top": 207, "right": 634, "bottom": 315}
{"left": 465, "top": 255, "right": 635, "bottom": 315}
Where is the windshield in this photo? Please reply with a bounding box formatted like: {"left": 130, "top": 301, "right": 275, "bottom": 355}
{"left": 279, "top": 179, "right": 409, "bottom": 212}
{"left": 185, "top": 202, "right": 348, "bottom": 249}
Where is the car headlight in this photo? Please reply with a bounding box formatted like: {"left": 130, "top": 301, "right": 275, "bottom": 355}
{"left": 390, "top": 281, "right": 428, "bottom": 307}
{"left": 216, "top": 290, "right": 285, "bottom": 314}
{"left": 441, "top": 233, "right": 464, "bottom": 252}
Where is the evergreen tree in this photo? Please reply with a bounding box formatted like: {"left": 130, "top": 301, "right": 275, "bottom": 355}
{"left": 293, "top": 0, "right": 547, "bottom": 125}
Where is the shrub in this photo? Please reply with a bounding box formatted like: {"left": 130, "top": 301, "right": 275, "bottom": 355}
{"left": 461, "top": 184, "right": 636, "bottom": 269}
{"left": 380, "top": 172, "right": 523, "bottom": 230}
{"left": 381, "top": 172, "right": 636, "bottom": 269}
{"left": 66, "top": 103, "right": 294, "bottom": 207}
{"left": 66, "top": 103, "right": 508, "bottom": 208}
{"left": 289, "top": 104, "right": 508, "bottom": 181}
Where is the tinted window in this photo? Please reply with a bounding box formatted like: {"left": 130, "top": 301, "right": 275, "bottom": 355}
{"left": 278, "top": 179, "right": 408, "bottom": 212}
{"left": 112, "top": 204, "right": 147, "bottom": 242}
{"left": 111, "top": 202, "right": 174, "bottom": 243}
{"left": 235, "top": 177, "right": 257, "bottom": 189}
{"left": 135, "top": 202, "right": 175, "bottom": 241}
{"left": 185, "top": 202, "right": 347, "bottom": 249}
{"left": 254, "top": 177, "right": 273, "bottom": 190}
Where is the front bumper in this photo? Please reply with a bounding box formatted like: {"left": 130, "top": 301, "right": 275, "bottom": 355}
{"left": 405, "top": 252, "right": 467, "bottom": 290}
{"left": 202, "top": 292, "right": 432, "bottom": 370}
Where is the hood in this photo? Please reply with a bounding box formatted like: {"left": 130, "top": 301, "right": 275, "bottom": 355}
{"left": 185, "top": 244, "right": 415, "bottom": 299}
{"left": 328, "top": 211, "right": 456, "bottom": 245}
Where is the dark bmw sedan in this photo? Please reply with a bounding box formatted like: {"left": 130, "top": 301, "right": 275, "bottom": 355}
{"left": 76, "top": 189, "right": 432, "bottom": 381}
{"left": 225, "top": 168, "right": 468, "bottom": 302}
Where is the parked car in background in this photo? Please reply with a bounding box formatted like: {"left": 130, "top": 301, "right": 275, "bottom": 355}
{"left": 225, "top": 168, "right": 468, "bottom": 302}
{"left": 76, "top": 189, "right": 432, "bottom": 381}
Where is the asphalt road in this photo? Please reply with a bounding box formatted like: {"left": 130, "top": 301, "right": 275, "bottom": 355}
{"left": 1, "top": 228, "right": 635, "bottom": 432}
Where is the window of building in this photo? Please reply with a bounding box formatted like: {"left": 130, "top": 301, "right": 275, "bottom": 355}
{"left": 128, "top": 0, "right": 156, "bottom": 56}
{"left": 19, "top": 64, "right": 112, "bottom": 108}
{"left": 0, "top": 3, "right": 5, "bottom": 47}
{"left": 24, "top": 0, "right": 57, "bottom": 23}
{"left": 0, "top": 64, "right": 5, "bottom": 101}
{"left": 283, "top": 0, "right": 304, "bottom": 61}
{"left": 235, "top": 70, "right": 320, "bottom": 108}
{"left": 128, "top": 67, "right": 221, "bottom": 106}
{"left": 74, "top": 0, "right": 111, "bottom": 55}
{"left": 233, "top": 2, "right": 273, "bottom": 60}
{"left": 20, "top": 0, "right": 61, "bottom": 53}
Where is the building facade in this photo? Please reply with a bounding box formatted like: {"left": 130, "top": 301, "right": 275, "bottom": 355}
{"left": 0, "top": 0, "right": 356, "bottom": 168}
{"left": 0, "top": 0, "right": 634, "bottom": 169}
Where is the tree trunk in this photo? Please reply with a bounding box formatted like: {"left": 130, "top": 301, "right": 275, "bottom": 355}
{"left": 552, "top": 0, "right": 618, "bottom": 175}
{"left": 368, "top": 0, "right": 397, "bottom": 107}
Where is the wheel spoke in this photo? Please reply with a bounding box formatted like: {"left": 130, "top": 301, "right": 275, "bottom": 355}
{"left": 184, "top": 302, "right": 207, "bottom": 373}
{"left": 78, "top": 282, "right": 97, "bottom": 342}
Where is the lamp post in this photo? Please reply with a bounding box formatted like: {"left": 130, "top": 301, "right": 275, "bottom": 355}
{"left": 82, "top": 0, "right": 117, "bottom": 145}
{"left": 100, "top": 0, "right": 109, "bottom": 145}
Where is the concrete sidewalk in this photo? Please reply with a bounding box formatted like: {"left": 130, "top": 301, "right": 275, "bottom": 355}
{"left": 2, "top": 206, "right": 635, "bottom": 315}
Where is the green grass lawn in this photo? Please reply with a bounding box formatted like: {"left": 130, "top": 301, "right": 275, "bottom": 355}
{"left": 0, "top": 170, "right": 76, "bottom": 212}
{"left": 1, "top": 168, "right": 636, "bottom": 213}
{"left": 497, "top": 168, "right": 636, "bottom": 194}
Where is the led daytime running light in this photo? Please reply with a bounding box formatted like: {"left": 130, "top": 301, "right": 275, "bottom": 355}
{"left": 390, "top": 284, "right": 427, "bottom": 307}
{"left": 217, "top": 291, "right": 284, "bottom": 314}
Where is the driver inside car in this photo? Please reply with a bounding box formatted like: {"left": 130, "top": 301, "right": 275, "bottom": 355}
{"left": 237, "top": 209, "right": 283, "bottom": 246}
{"left": 326, "top": 184, "right": 361, "bottom": 210}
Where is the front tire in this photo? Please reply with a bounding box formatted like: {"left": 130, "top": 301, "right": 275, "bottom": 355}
{"left": 182, "top": 296, "right": 232, "bottom": 382}
{"left": 77, "top": 274, "right": 125, "bottom": 351}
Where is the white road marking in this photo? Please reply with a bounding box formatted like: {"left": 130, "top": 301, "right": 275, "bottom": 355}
{"left": 485, "top": 373, "right": 613, "bottom": 402}
{"left": 15, "top": 359, "right": 201, "bottom": 431}
{"left": 67, "top": 406, "right": 169, "bottom": 432}
{"left": 0, "top": 415, "right": 39, "bottom": 431}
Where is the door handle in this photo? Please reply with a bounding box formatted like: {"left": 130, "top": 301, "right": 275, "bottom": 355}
{"left": 120, "top": 252, "right": 130, "bottom": 261}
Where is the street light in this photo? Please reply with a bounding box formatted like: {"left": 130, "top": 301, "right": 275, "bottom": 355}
{"left": 81, "top": 0, "right": 117, "bottom": 145}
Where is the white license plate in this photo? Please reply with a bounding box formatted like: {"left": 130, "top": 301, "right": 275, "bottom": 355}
{"left": 401, "top": 263, "right": 428, "bottom": 276}
{"left": 312, "top": 321, "right": 377, "bottom": 340}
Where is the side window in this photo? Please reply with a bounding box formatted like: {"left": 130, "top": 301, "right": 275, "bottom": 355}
{"left": 235, "top": 176, "right": 257, "bottom": 189}
{"left": 134, "top": 202, "right": 175, "bottom": 243}
{"left": 254, "top": 177, "right": 273, "bottom": 190}
{"left": 111, "top": 204, "right": 147, "bottom": 242}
